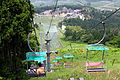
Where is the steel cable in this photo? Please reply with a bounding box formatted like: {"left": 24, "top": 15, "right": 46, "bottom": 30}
{"left": 46, "top": 0, "right": 59, "bottom": 37}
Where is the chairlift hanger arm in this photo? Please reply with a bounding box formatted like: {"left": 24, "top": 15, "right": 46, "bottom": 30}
{"left": 96, "top": 21, "right": 106, "bottom": 44}
{"left": 27, "top": 0, "right": 40, "bottom": 52}
{"left": 27, "top": 33, "right": 35, "bottom": 52}
{"left": 93, "top": 8, "right": 120, "bottom": 44}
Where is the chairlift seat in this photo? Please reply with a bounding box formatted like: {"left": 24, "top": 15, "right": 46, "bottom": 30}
{"left": 87, "top": 68, "right": 105, "bottom": 72}
{"left": 64, "top": 63, "right": 73, "bottom": 65}
{"left": 27, "top": 69, "right": 46, "bottom": 77}
{"left": 86, "top": 62, "right": 103, "bottom": 66}
{"left": 64, "top": 63, "right": 74, "bottom": 67}
{"left": 64, "top": 65, "right": 74, "bottom": 67}
{"left": 28, "top": 72, "right": 46, "bottom": 77}
{"left": 54, "top": 62, "right": 62, "bottom": 66}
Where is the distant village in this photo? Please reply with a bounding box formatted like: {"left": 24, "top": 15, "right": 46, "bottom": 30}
{"left": 34, "top": 7, "right": 91, "bottom": 20}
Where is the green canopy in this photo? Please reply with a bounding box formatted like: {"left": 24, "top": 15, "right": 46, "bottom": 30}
{"left": 87, "top": 47, "right": 109, "bottom": 51}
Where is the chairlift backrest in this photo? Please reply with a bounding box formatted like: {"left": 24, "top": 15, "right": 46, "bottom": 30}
{"left": 55, "top": 57, "right": 63, "bottom": 59}
{"left": 87, "top": 47, "right": 109, "bottom": 51}
{"left": 64, "top": 54, "right": 74, "bottom": 58}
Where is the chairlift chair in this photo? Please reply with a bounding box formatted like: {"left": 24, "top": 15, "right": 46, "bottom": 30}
{"left": 86, "top": 47, "right": 108, "bottom": 72}
{"left": 26, "top": 52, "right": 47, "bottom": 77}
{"left": 54, "top": 57, "right": 63, "bottom": 66}
{"left": 51, "top": 60, "right": 58, "bottom": 67}
{"left": 63, "top": 54, "right": 74, "bottom": 67}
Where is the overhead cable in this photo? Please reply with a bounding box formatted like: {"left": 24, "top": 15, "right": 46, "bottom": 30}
{"left": 46, "top": 0, "right": 59, "bottom": 37}
{"left": 93, "top": 8, "right": 120, "bottom": 28}
{"left": 94, "top": 8, "right": 120, "bottom": 44}
{"left": 58, "top": 8, "right": 120, "bottom": 46}
{"left": 27, "top": 33, "right": 35, "bottom": 52}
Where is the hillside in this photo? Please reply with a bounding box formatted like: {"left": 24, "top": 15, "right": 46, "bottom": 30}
{"left": 29, "top": 40, "right": 120, "bottom": 80}
{"left": 31, "top": 0, "right": 120, "bottom": 11}
{"left": 1, "top": 0, "right": 120, "bottom": 80}
{"left": 30, "top": 0, "right": 87, "bottom": 7}
{"left": 86, "top": 0, "right": 112, "bottom": 2}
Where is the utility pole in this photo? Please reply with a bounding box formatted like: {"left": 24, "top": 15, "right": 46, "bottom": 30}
{"left": 45, "top": 38, "right": 51, "bottom": 72}
{"left": 45, "top": 38, "right": 58, "bottom": 72}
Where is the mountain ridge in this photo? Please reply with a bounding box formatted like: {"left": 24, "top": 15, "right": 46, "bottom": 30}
{"left": 31, "top": 0, "right": 120, "bottom": 11}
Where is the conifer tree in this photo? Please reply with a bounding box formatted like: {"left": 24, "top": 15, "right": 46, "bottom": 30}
{"left": 0, "top": 0, "right": 34, "bottom": 79}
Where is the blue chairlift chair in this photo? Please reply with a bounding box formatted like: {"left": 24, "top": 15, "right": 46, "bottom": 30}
{"left": 63, "top": 54, "right": 74, "bottom": 67}
{"left": 26, "top": 52, "right": 47, "bottom": 77}
{"left": 54, "top": 57, "right": 63, "bottom": 66}
{"left": 86, "top": 47, "right": 108, "bottom": 72}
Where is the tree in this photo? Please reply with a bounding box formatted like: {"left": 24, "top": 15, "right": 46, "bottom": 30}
{"left": 108, "top": 35, "right": 120, "bottom": 47}
{"left": 0, "top": 0, "right": 35, "bottom": 79}
{"left": 64, "top": 26, "right": 85, "bottom": 41}
{"left": 61, "top": 8, "right": 120, "bottom": 44}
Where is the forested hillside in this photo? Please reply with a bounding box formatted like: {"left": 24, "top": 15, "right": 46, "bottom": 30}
{"left": 59, "top": 8, "right": 120, "bottom": 47}
{"left": 33, "top": 0, "right": 120, "bottom": 47}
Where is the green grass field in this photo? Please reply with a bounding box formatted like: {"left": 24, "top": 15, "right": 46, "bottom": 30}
{"left": 29, "top": 40, "right": 120, "bottom": 80}
{"left": 29, "top": 15, "right": 120, "bottom": 80}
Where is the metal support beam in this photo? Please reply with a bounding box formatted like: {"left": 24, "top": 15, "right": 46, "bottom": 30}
{"left": 86, "top": 50, "right": 88, "bottom": 61}
{"left": 102, "top": 50, "right": 104, "bottom": 62}
{"left": 45, "top": 38, "right": 58, "bottom": 72}
{"left": 45, "top": 38, "right": 51, "bottom": 72}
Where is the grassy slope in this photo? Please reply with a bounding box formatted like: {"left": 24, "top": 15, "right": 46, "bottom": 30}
{"left": 34, "top": 16, "right": 64, "bottom": 25}
{"left": 34, "top": 16, "right": 64, "bottom": 50}
{"left": 30, "top": 15, "right": 120, "bottom": 80}
{"left": 29, "top": 40, "right": 120, "bottom": 80}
